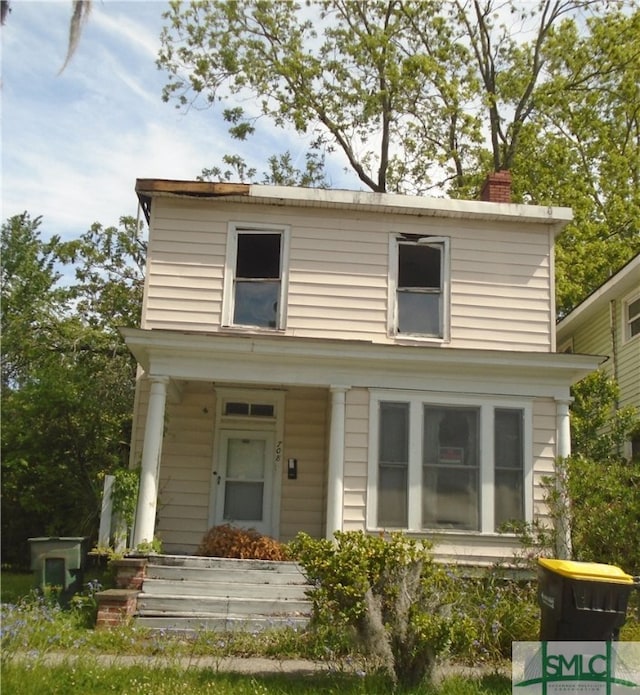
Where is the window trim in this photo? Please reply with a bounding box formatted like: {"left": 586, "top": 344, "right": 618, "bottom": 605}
{"left": 622, "top": 289, "right": 640, "bottom": 343}
{"left": 387, "top": 235, "right": 450, "bottom": 342}
{"left": 222, "top": 222, "right": 291, "bottom": 331}
{"left": 367, "top": 390, "right": 533, "bottom": 535}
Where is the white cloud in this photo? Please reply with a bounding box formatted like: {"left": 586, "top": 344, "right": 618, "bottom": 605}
{"left": 1, "top": 0, "right": 359, "bottom": 243}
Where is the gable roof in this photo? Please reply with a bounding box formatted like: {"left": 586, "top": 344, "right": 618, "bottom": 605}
{"left": 557, "top": 253, "right": 640, "bottom": 337}
{"left": 135, "top": 178, "right": 573, "bottom": 235}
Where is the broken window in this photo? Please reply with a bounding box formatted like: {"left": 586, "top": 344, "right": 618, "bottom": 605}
{"left": 393, "top": 237, "right": 447, "bottom": 338}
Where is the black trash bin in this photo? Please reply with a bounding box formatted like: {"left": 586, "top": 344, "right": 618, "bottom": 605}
{"left": 538, "top": 558, "right": 637, "bottom": 641}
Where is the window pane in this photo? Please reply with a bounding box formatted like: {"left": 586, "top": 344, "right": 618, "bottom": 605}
{"left": 495, "top": 408, "right": 524, "bottom": 528}
{"left": 236, "top": 233, "right": 281, "bottom": 279}
{"left": 423, "top": 466, "right": 478, "bottom": 529}
{"left": 378, "top": 465, "right": 408, "bottom": 527}
{"left": 234, "top": 280, "right": 280, "bottom": 327}
{"left": 379, "top": 402, "right": 409, "bottom": 463}
{"left": 630, "top": 316, "right": 640, "bottom": 338}
{"left": 225, "top": 402, "right": 250, "bottom": 416}
{"left": 250, "top": 404, "right": 275, "bottom": 417}
{"left": 495, "top": 470, "right": 523, "bottom": 528}
{"left": 398, "top": 244, "right": 441, "bottom": 288}
{"left": 226, "top": 438, "right": 265, "bottom": 479}
{"left": 628, "top": 297, "right": 640, "bottom": 319}
{"left": 422, "top": 406, "right": 479, "bottom": 530}
{"left": 378, "top": 402, "right": 409, "bottom": 527}
{"left": 495, "top": 409, "right": 523, "bottom": 470}
{"left": 224, "top": 482, "right": 263, "bottom": 521}
{"left": 397, "top": 291, "right": 440, "bottom": 335}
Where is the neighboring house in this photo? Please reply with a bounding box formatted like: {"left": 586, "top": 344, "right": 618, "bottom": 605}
{"left": 556, "top": 253, "right": 640, "bottom": 461}
{"left": 123, "top": 175, "right": 600, "bottom": 566}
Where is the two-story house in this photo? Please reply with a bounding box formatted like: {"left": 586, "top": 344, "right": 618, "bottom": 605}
{"left": 556, "top": 253, "right": 640, "bottom": 461}
{"left": 123, "top": 176, "right": 601, "bottom": 566}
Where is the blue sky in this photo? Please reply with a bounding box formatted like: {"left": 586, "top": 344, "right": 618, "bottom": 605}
{"left": 1, "top": 1, "right": 359, "bottom": 242}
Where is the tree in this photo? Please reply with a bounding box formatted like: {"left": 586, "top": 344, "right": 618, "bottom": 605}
{"left": 159, "top": 1, "right": 638, "bottom": 311}
{"left": 199, "top": 150, "right": 329, "bottom": 187}
{"left": 1, "top": 214, "right": 145, "bottom": 566}
{"left": 159, "top": 0, "right": 601, "bottom": 195}
{"left": 513, "top": 9, "right": 640, "bottom": 314}
{"left": 60, "top": 0, "right": 92, "bottom": 73}
{"left": 1, "top": 213, "right": 66, "bottom": 389}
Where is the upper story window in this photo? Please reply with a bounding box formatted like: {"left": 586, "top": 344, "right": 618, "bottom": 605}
{"left": 624, "top": 292, "right": 640, "bottom": 342}
{"left": 389, "top": 235, "right": 449, "bottom": 340}
{"left": 223, "top": 225, "right": 290, "bottom": 330}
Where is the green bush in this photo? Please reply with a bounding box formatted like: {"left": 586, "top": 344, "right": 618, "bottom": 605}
{"left": 290, "top": 531, "right": 459, "bottom": 688}
{"left": 566, "top": 454, "right": 640, "bottom": 575}
{"left": 448, "top": 568, "right": 539, "bottom": 663}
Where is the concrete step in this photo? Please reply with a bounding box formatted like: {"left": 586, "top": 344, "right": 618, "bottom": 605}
{"left": 149, "top": 555, "right": 301, "bottom": 574}
{"left": 145, "top": 564, "right": 308, "bottom": 586}
{"left": 135, "top": 614, "right": 309, "bottom": 633}
{"left": 141, "top": 577, "right": 310, "bottom": 600}
{"left": 136, "top": 593, "right": 312, "bottom": 618}
{"left": 133, "top": 555, "right": 312, "bottom": 633}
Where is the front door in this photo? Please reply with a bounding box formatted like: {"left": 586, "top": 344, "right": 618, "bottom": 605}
{"left": 212, "top": 430, "right": 274, "bottom": 536}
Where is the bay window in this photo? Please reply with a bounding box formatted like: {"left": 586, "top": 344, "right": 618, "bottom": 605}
{"left": 370, "top": 391, "right": 531, "bottom": 533}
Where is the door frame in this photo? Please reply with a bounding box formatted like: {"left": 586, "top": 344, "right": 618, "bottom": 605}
{"left": 209, "top": 388, "right": 285, "bottom": 538}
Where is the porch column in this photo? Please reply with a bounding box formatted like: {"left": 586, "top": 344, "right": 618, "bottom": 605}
{"left": 132, "top": 376, "right": 169, "bottom": 547}
{"left": 555, "top": 398, "right": 573, "bottom": 559}
{"left": 326, "top": 386, "right": 349, "bottom": 539}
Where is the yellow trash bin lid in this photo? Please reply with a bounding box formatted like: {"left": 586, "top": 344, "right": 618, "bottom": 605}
{"left": 538, "top": 558, "right": 634, "bottom": 584}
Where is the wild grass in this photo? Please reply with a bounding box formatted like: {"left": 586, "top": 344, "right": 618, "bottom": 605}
{"left": 0, "top": 571, "right": 33, "bottom": 604}
{"left": 1, "top": 568, "right": 637, "bottom": 694}
{"left": 1, "top": 658, "right": 512, "bottom": 695}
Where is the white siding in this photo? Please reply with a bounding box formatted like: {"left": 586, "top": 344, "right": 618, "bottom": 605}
{"left": 280, "top": 387, "right": 328, "bottom": 541}
{"left": 156, "top": 382, "right": 216, "bottom": 554}
{"left": 342, "top": 388, "right": 370, "bottom": 530}
{"left": 532, "top": 398, "right": 556, "bottom": 529}
{"left": 143, "top": 198, "right": 553, "bottom": 351}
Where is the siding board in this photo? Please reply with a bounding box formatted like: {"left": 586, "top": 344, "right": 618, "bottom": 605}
{"left": 144, "top": 198, "right": 554, "bottom": 350}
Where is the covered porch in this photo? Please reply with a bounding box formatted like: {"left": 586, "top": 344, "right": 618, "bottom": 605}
{"left": 122, "top": 327, "right": 599, "bottom": 560}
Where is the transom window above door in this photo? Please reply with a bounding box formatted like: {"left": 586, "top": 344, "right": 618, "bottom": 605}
{"left": 222, "top": 224, "right": 291, "bottom": 330}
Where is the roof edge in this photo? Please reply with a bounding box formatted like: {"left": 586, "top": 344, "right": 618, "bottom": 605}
{"left": 134, "top": 178, "right": 573, "bottom": 232}
{"left": 557, "top": 254, "right": 640, "bottom": 336}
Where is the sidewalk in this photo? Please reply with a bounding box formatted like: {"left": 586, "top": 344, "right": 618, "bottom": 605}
{"left": 12, "top": 651, "right": 507, "bottom": 680}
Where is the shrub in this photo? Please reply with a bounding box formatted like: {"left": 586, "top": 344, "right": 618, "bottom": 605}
{"left": 565, "top": 455, "right": 640, "bottom": 575}
{"left": 196, "top": 524, "right": 288, "bottom": 561}
{"left": 289, "top": 530, "right": 457, "bottom": 688}
{"left": 449, "top": 568, "right": 539, "bottom": 663}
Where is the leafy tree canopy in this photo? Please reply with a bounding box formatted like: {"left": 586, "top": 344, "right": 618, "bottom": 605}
{"left": 1, "top": 213, "right": 145, "bottom": 565}
{"left": 159, "top": 0, "right": 639, "bottom": 312}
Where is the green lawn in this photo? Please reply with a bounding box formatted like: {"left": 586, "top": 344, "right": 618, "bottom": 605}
{"left": 0, "top": 570, "right": 33, "bottom": 604}
{"left": 1, "top": 660, "right": 512, "bottom": 695}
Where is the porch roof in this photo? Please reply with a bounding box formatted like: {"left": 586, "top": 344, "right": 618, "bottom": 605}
{"left": 121, "top": 327, "right": 603, "bottom": 400}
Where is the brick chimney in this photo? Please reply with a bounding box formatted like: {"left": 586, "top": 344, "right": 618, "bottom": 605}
{"left": 480, "top": 170, "right": 512, "bottom": 203}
